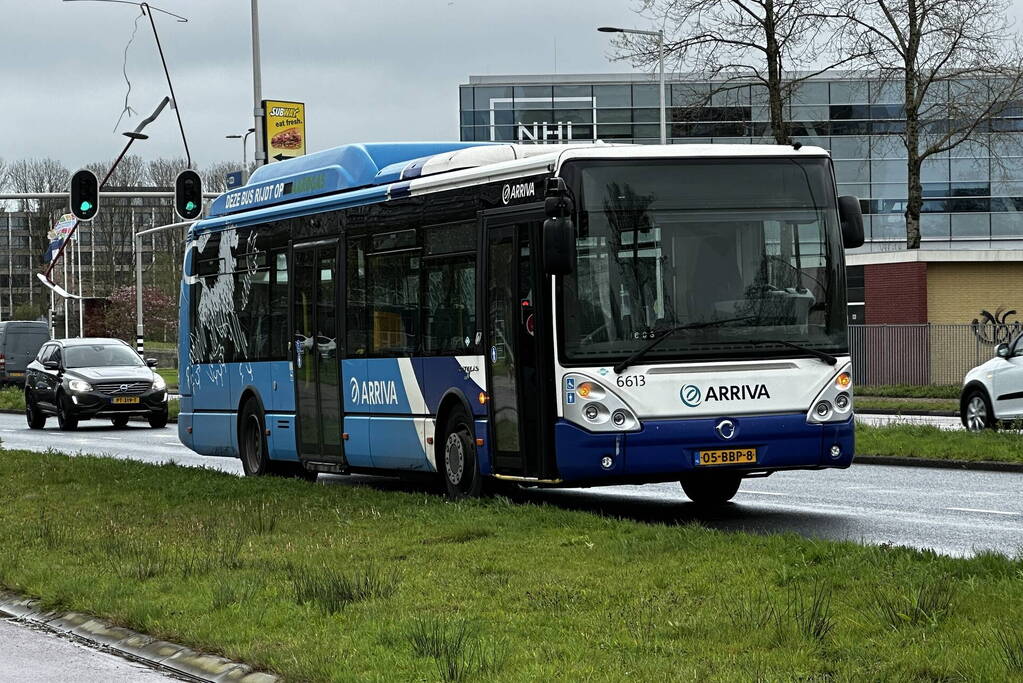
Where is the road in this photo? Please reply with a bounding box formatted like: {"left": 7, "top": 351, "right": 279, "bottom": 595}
{"left": 0, "top": 617, "right": 177, "bottom": 682}
{"left": 0, "top": 412, "right": 1020, "bottom": 558}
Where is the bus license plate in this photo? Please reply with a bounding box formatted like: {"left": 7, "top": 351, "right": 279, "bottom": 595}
{"left": 696, "top": 448, "right": 757, "bottom": 466}
{"left": 112, "top": 397, "right": 139, "bottom": 405}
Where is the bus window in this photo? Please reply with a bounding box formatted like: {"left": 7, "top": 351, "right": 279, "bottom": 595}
{"left": 424, "top": 256, "right": 476, "bottom": 354}
{"left": 270, "top": 251, "right": 289, "bottom": 359}
{"left": 346, "top": 238, "right": 368, "bottom": 355}
{"left": 368, "top": 249, "right": 420, "bottom": 354}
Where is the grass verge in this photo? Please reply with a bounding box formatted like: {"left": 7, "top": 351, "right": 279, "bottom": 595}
{"left": 858, "top": 384, "right": 960, "bottom": 399}
{"left": 0, "top": 450, "right": 1022, "bottom": 681}
{"left": 857, "top": 422, "right": 1023, "bottom": 463}
{"left": 855, "top": 397, "right": 958, "bottom": 413}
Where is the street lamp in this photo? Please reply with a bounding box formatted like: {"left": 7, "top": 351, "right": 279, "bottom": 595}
{"left": 598, "top": 26, "right": 666, "bottom": 145}
{"left": 226, "top": 127, "right": 257, "bottom": 181}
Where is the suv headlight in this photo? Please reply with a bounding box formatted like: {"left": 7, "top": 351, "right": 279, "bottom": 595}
{"left": 68, "top": 379, "right": 92, "bottom": 393}
{"left": 152, "top": 374, "right": 166, "bottom": 391}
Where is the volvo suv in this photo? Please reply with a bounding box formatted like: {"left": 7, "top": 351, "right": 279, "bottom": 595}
{"left": 24, "top": 338, "right": 169, "bottom": 430}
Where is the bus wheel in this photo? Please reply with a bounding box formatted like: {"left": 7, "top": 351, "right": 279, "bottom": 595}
{"left": 680, "top": 473, "right": 742, "bottom": 506}
{"left": 239, "top": 400, "right": 271, "bottom": 476}
{"left": 441, "top": 409, "right": 482, "bottom": 499}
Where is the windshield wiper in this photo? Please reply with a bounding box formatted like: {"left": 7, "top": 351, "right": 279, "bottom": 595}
{"left": 613, "top": 316, "right": 755, "bottom": 374}
{"left": 746, "top": 339, "right": 837, "bottom": 365}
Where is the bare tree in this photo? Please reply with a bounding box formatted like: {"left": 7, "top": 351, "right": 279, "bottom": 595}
{"left": 616, "top": 0, "right": 860, "bottom": 144}
{"left": 83, "top": 155, "right": 150, "bottom": 292}
{"left": 203, "top": 161, "right": 238, "bottom": 194}
{"left": 146, "top": 157, "right": 188, "bottom": 189}
{"left": 839, "top": 0, "right": 1023, "bottom": 248}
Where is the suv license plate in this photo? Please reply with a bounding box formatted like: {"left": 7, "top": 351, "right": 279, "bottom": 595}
{"left": 696, "top": 448, "right": 757, "bottom": 466}
{"left": 112, "top": 397, "right": 140, "bottom": 405}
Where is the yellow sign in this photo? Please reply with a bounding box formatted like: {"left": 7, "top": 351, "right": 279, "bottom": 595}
{"left": 263, "top": 99, "right": 306, "bottom": 161}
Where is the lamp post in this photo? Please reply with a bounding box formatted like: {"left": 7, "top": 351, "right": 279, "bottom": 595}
{"left": 598, "top": 26, "right": 666, "bottom": 145}
{"left": 226, "top": 127, "right": 257, "bottom": 181}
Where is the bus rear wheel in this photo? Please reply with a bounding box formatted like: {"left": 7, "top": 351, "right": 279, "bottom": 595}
{"left": 680, "top": 473, "right": 742, "bottom": 506}
{"left": 238, "top": 399, "right": 316, "bottom": 480}
{"left": 441, "top": 409, "right": 482, "bottom": 499}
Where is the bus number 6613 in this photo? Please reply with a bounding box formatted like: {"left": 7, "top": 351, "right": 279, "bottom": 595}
{"left": 616, "top": 375, "right": 646, "bottom": 388}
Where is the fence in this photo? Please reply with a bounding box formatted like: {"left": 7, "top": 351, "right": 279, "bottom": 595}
{"left": 848, "top": 324, "right": 1012, "bottom": 386}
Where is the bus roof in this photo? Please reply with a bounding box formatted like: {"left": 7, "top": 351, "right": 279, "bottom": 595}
{"left": 197, "top": 141, "right": 829, "bottom": 231}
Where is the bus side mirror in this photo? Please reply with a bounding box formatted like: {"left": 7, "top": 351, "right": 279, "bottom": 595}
{"left": 838, "top": 195, "right": 864, "bottom": 249}
{"left": 543, "top": 178, "right": 576, "bottom": 275}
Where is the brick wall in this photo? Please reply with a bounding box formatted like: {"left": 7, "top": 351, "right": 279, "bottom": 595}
{"left": 864, "top": 262, "right": 928, "bottom": 324}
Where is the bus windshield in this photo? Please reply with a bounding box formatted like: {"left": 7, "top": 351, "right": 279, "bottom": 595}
{"left": 559, "top": 157, "right": 848, "bottom": 364}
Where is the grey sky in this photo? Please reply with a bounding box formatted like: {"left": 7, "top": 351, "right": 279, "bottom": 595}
{"left": 4, "top": 0, "right": 645, "bottom": 171}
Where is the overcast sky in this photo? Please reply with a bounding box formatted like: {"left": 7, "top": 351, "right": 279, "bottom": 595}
{"left": 3, "top": 0, "right": 647, "bottom": 171}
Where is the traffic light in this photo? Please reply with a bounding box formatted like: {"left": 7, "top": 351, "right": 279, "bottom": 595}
{"left": 70, "top": 169, "right": 99, "bottom": 221}
{"left": 175, "top": 170, "right": 203, "bottom": 220}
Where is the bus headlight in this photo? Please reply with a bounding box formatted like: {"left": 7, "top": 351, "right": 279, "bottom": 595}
{"left": 68, "top": 379, "right": 92, "bottom": 393}
{"left": 806, "top": 363, "right": 854, "bottom": 424}
{"left": 563, "top": 373, "right": 641, "bottom": 432}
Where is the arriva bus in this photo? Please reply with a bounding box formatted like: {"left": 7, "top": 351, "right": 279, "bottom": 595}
{"left": 178, "top": 141, "right": 864, "bottom": 504}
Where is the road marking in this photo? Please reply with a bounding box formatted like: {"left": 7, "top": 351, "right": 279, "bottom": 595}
{"left": 738, "top": 490, "right": 787, "bottom": 497}
{"left": 946, "top": 507, "right": 1019, "bottom": 516}
{"left": 99, "top": 437, "right": 123, "bottom": 441}
{"left": 163, "top": 442, "right": 180, "bottom": 446}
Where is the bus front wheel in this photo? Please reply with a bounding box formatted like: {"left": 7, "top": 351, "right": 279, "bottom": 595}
{"left": 680, "top": 473, "right": 742, "bottom": 506}
{"left": 441, "top": 409, "right": 482, "bottom": 499}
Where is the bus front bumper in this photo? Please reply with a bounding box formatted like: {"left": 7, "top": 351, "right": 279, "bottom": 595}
{"left": 553, "top": 413, "right": 854, "bottom": 486}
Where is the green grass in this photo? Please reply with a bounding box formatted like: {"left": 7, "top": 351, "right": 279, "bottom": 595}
{"left": 156, "top": 367, "right": 179, "bottom": 390}
{"left": 0, "top": 386, "right": 21, "bottom": 411}
{"left": 858, "top": 384, "right": 961, "bottom": 399}
{"left": 857, "top": 422, "right": 1023, "bottom": 463}
{"left": 855, "top": 397, "right": 958, "bottom": 413}
{"left": 0, "top": 450, "right": 1021, "bottom": 681}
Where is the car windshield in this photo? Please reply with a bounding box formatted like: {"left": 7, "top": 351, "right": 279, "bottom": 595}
{"left": 559, "top": 158, "right": 848, "bottom": 364}
{"left": 64, "top": 344, "right": 145, "bottom": 368}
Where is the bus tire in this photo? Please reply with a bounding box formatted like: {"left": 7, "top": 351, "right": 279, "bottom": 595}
{"left": 239, "top": 399, "right": 316, "bottom": 481}
{"left": 680, "top": 473, "right": 742, "bottom": 506}
{"left": 440, "top": 408, "right": 482, "bottom": 499}
{"left": 239, "top": 399, "right": 271, "bottom": 476}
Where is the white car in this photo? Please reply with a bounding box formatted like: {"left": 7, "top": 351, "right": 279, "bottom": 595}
{"left": 961, "top": 339, "right": 1023, "bottom": 430}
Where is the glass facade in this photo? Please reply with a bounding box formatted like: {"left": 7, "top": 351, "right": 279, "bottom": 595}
{"left": 460, "top": 75, "right": 1023, "bottom": 251}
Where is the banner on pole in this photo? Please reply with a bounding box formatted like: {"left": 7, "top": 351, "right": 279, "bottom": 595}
{"left": 42, "top": 213, "right": 78, "bottom": 264}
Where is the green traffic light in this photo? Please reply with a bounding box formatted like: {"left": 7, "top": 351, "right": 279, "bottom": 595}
{"left": 80, "top": 200, "right": 93, "bottom": 212}
{"left": 185, "top": 201, "right": 197, "bottom": 212}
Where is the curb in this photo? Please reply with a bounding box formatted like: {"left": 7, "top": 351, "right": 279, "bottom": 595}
{"left": 856, "top": 455, "right": 1023, "bottom": 473}
{"left": 0, "top": 591, "right": 278, "bottom": 682}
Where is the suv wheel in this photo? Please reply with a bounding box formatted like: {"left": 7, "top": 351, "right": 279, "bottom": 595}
{"left": 148, "top": 409, "right": 168, "bottom": 429}
{"left": 25, "top": 393, "right": 46, "bottom": 430}
{"left": 56, "top": 393, "right": 79, "bottom": 431}
{"left": 111, "top": 415, "right": 130, "bottom": 428}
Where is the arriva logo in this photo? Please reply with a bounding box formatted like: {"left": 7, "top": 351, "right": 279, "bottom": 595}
{"left": 680, "top": 384, "right": 702, "bottom": 407}
{"left": 349, "top": 376, "right": 400, "bottom": 405}
{"left": 680, "top": 383, "right": 770, "bottom": 407}
{"left": 501, "top": 181, "right": 535, "bottom": 205}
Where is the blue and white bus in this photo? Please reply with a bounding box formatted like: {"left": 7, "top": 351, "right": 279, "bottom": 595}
{"left": 178, "top": 141, "right": 864, "bottom": 504}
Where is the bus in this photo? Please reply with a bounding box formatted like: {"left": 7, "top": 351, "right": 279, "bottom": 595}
{"left": 178, "top": 141, "right": 864, "bottom": 504}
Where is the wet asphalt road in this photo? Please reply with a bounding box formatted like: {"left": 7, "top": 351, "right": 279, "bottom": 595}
{"left": 0, "top": 412, "right": 1020, "bottom": 558}
{"left": 0, "top": 617, "right": 177, "bottom": 682}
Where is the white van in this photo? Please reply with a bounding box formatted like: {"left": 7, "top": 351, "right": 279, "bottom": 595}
{"left": 0, "top": 321, "right": 50, "bottom": 386}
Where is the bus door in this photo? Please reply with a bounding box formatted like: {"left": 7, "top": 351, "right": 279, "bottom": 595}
{"left": 292, "top": 240, "right": 345, "bottom": 467}
{"left": 481, "top": 210, "right": 554, "bottom": 479}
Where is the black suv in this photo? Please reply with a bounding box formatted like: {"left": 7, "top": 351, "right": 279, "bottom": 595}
{"left": 25, "top": 338, "right": 169, "bottom": 430}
